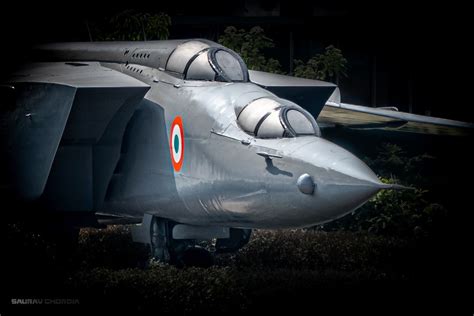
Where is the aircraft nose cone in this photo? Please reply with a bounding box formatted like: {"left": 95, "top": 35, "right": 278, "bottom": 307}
{"left": 292, "top": 138, "right": 381, "bottom": 185}
{"left": 291, "top": 138, "right": 384, "bottom": 221}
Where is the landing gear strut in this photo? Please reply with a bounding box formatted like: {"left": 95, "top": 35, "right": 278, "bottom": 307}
{"left": 148, "top": 216, "right": 199, "bottom": 266}
{"left": 132, "top": 214, "right": 252, "bottom": 267}
{"left": 150, "top": 217, "right": 170, "bottom": 262}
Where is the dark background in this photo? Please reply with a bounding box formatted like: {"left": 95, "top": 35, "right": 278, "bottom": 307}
{"left": 0, "top": 1, "right": 471, "bottom": 314}
{"left": 0, "top": 1, "right": 470, "bottom": 121}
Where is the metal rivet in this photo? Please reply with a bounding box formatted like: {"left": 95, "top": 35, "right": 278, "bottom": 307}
{"left": 241, "top": 139, "right": 251, "bottom": 145}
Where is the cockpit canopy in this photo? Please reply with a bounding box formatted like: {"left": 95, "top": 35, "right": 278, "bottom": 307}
{"left": 237, "top": 98, "right": 320, "bottom": 138}
{"left": 166, "top": 40, "right": 249, "bottom": 82}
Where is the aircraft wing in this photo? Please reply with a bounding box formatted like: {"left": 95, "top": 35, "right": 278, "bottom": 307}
{"left": 1, "top": 62, "right": 150, "bottom": 203}
{"left": 320, "top": 100, "right": 473, "bottom": 136}
{"left": 249, "top": 71, "right": 472, "bottom": 136}
{"left": 248, "top": 70, "right": 336, "bottom": 119}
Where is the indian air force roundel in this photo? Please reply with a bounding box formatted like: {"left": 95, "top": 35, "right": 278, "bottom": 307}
{"left": 170, "top": 116, "right": 184, "bottom": 172}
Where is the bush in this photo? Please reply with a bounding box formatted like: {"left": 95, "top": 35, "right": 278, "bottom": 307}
{"left": 67, "top": 229, "right": 409, "bottom": 313}
{"left": 75, "top": 225, "right": 149, "bottom": 269}
{"left": 5, "top": 223, "right": 446, "bottom": 313}
{"left": 319, "top": 143, "right": 448, "bottom": 239}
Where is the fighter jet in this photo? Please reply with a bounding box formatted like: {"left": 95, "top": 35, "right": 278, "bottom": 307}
{"left": 1, "top": 39, "right": 472, "bottom": 263}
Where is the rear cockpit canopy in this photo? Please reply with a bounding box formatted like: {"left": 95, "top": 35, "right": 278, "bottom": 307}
{"left": 165, "top": 40, "right": 249, "bottom": 82}
{"left": 237, "top": 97, "right": 320, "bottom": 138}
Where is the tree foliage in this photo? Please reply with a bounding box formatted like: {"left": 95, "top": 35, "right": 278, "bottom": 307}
{"left": 92, "top": 10, "right": 171, "bottom": 41}
{"left": 363, "top": 142, "right": 435, "bottom": 186}
{"left": 294, "top": 45, "right": 348, "bottom": 82}
{"left": 218, "top": 26, "right": 283, "bottom": 74}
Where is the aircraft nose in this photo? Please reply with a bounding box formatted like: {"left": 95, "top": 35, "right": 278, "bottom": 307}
{"left": 291, "top": 138, "right": 385, "bottom": 222}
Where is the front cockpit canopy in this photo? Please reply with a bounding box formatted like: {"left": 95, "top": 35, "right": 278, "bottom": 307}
{"left": 166, "top": 40, "right": 249, "bottom": 82}
{"left": 237, "top": 98, "right": 320, "bottom": 138}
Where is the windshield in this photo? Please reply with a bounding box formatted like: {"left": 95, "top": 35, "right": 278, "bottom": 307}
{"left": 237, "top": 98, "right": 319, "bottom": 138}
{"left": 166, "top": 41, "right": 248, "bottom": 82}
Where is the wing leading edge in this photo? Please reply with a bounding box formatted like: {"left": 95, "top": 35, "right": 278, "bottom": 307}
{"left": 320, "top": 100, "right": 473, "bottom": 136}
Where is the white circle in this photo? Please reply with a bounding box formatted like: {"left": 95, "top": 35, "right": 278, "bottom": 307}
{"left": 172, "top": 124, "right": 182, "bottom": 163}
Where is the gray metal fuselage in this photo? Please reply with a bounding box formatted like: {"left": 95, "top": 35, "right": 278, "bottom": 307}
{"left": 11, "top": 40, "right": 386, "bottom": 229}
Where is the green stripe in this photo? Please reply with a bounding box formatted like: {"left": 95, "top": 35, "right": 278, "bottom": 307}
{"left": 174, "top": 134, "right": 179, "bottom": 154}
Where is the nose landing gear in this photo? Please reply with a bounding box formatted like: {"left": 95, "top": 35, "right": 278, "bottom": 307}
{"left": 148, "top": 216, "right": 204, "bottom": 267}
{"left": 132, "top": 214, "right": 252, "bottom": 267}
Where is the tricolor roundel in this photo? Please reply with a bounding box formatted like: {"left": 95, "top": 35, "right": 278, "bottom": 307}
{"left": 169, "top": 116, "right": 184, "bottom": 172}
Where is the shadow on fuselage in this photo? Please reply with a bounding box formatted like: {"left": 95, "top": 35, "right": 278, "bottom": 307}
{"left": 264, "top": 158, "right": 293, "bottom": 177}
{"left": 103, "top": 99, "right": 179, "bottom": 215}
